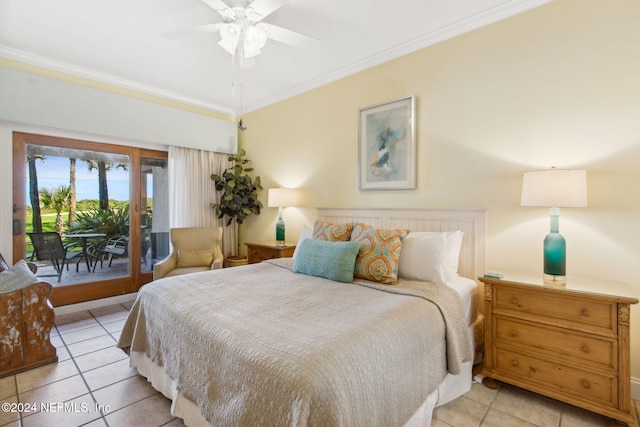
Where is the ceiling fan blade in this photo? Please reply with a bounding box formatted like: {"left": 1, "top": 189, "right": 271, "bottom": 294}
{"left": 202, "top": 0, "right": 231, "bottom": 14}
{"left": 264, "top": 24, "right": 318, "bottom": 49}
{"left": 163, "top": 23, "right": 222, "bottom": 40}
{"left": 249, "top": 0, "right": 289, "bottom": 19}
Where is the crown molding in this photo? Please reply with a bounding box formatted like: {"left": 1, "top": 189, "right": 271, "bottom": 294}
{"left": 240, "top": 0, "right": 553, "bottom": 114}
{"left": 0, "top": 0, "right": 552, "bottom": 117}
{"left": 0, "top": 46, "right": 235, "bottom": 118}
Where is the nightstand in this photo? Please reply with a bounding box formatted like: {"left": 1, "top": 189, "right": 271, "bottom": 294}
{"left": 245, "top": 242, "right": 296, "bottom": 264}
{"left": 479, "top": 272, "right": 638, "bottom": 425}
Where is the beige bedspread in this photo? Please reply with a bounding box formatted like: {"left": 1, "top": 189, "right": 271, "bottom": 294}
{"left": 118, "top": 258, "right": 471, "bottom": 427}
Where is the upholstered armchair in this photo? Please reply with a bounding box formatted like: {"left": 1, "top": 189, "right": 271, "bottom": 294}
{"left": 153, "top": 227, "right": 224, "bottom": 280}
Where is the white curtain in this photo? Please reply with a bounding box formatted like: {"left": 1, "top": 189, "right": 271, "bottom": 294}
{"left": 168, "top": 146, "right": 238, "bottom": 256}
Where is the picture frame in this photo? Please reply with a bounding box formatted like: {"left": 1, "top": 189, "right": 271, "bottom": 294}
{"left": 358, "top": 95, "right": 416, "bottom": 191}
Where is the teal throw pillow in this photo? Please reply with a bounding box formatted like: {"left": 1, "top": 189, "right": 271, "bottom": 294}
{"left": 293, "top": 239, "right": 360, "bottom": 283}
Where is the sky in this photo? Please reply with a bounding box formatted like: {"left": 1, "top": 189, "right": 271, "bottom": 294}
{"left": 26, "top": 156, "right": 130, "bottom": 205}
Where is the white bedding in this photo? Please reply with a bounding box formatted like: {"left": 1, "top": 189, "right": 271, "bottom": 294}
{"left": 447, "top": 275, "right": 480, "bottom": 327}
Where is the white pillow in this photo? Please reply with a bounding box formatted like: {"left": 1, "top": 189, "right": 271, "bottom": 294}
{"left": 292, "top": 224, "right": 313, "bottom": 260}
{"left": 398, "top": 231, "right": 463, "bottom": 283}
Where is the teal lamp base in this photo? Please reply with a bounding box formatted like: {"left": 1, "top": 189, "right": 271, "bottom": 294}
{"left": 542, "top": 208, "right": 566, "bottom": 286}
{"left": 275, "top": 207, "right": 285, "bottom": 246}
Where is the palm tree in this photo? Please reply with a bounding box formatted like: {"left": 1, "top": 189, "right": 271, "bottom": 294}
{"left": 27, "top": 154, "right": 45, "bottom": 233}
{"left": 40, "top": 185, "right": 72, "bottom": 235}
{"left": 84, "top": 160, "right": 128, "bottom": 210}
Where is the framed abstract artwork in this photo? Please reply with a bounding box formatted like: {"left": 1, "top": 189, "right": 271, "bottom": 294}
{"left": 358, "top": 95, "right": 416, "bottom": 190}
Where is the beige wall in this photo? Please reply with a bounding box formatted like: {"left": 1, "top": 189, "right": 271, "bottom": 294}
{"left": 239, "top": 0, "right": 640, "bottom": 381}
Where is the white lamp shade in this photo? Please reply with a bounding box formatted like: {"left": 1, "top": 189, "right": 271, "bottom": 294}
{"left": 268, "top": 188, "right": 297, "bottom": 208}
{"left": 243, "top": 24, "right": 267, "bottom": 58}
{"left": 219, "top": 23, "right": 240, "bottom": 55}
{"left": 521, "top": 169, "right": 587, "bottom": 208}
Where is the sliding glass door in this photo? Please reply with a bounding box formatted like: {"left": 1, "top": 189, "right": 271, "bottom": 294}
{"left": 12, "top": 132, "right": 167, "bottom": 306}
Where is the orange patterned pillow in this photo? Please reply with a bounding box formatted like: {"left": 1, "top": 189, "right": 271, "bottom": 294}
{"left": 350, "top": 223, "right": 409, "bottom": 285}
{"left": 312, "top": 221, "right": 353, "bottom": 241}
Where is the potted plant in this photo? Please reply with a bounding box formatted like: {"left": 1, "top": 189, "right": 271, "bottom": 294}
{"left": 211, "top": 148, "right": 263, "bottom": 267}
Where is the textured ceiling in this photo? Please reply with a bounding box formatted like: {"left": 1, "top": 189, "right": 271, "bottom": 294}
{"left": 0, "top": 0, "right": 550, "bottom": 116}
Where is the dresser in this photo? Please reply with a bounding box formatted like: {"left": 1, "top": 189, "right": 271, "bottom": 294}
{"left": 245, "top": 242, "right": 296, "bottom": 264}
{"left": 480, "top": 273, "right": 638, "bottom": 425}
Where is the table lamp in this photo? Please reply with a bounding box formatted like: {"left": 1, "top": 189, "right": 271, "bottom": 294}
{"left": 268, "top": 188, "right": 296, "bottom": 246}
{"left": 521, "top": 168, "right": 587, "bottom": 284}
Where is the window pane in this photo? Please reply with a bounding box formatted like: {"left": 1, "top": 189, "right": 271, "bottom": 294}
{"left": 141, "top": 157, "right": 169, "bottom": 272}
{"left": 25, "top": 144, "right": 130, "bottom": 286}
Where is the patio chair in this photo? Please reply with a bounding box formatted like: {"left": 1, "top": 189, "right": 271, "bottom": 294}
{"left": 93, "top": 236, "right": 128, "bottom": 271}
{"left": 141, "top": 235, "right": 151, "bottom": 266}
{"left": 27, "top": 232, "right": 82, "bottom": 282}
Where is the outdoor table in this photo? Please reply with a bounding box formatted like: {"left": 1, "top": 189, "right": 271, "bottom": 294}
{"left": 63, "top": 233, "right": 106, "bottom": 272}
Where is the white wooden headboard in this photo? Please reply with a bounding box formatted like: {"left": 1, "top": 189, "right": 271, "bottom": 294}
{"left": 316, "top": 208, "right": 487, "bottom": 282}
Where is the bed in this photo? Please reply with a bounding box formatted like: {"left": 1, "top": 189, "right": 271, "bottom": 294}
{"left": 118, "top": 208, "right": 487, "bottom": 427}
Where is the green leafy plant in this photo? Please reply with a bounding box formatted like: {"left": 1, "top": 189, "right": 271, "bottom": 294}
{"left": 66, "top": 205, "right": 130, "bottom": 253}
{"left": 39, "top": 185, "right": 71, "bottom": 235}
{"left": 211, "top": 148, "right": 263, "bottom": 227}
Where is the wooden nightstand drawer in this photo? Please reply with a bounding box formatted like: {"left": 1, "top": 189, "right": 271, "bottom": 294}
{"left": 245, "top": 242, "right": 296, "bottom": 264}
{"left": 248, "top": 246, "right": 273, "bottom": 260}
{"left": 495, "top": 347, "right": 617, "bottom": 407}
{"left": 494, "top": 286, "right": 616, "bottom": 334}
{"left": 494, "top": 316, "right": 616, "bottom": 369}
{"left": 248, "top": 246, "right": 289, "bottom": 261}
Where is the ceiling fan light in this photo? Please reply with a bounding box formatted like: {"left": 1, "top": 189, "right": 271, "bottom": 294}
{"left": 245, "top": 25, "right": 267, "bottom": 47}
{"left": 219, "top": 39, "right": 238, "bottom": 55}
{"left": 243, "top": 25, "right": 267, "bottom": 57}
{"left": 219, "top": 22, "right": 240, "bottom": 54}
{"left": 242, "top": 44, "right": 262, "bottom": 58}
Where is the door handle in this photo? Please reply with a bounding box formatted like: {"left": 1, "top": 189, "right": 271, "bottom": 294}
{"left": 13, "top": 219, "right": 22, "bottom": 235}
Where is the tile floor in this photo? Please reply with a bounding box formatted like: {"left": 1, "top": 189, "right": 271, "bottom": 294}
{"left": 1, "top": 302, "right": 638, "bottom": 427}
{"left": 0, "top": 302, "right": 184, "bottom": 427}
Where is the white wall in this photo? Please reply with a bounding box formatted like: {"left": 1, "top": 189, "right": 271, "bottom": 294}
{"left": 0, "top": 66, "right": 237, "bottom": 154}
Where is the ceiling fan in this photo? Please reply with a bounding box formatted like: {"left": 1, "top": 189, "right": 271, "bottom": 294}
{"left": 169, "top": 0, "right": 316, "bottom": 60}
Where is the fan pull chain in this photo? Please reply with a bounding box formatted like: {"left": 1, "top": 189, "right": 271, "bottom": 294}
{"left": 236, "top": 42, "right": 246, "bottom": 130}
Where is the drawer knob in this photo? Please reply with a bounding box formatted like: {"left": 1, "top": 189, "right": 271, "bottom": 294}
{"left": 510, "top": 329, "right": 519, "bottom": 337}
{"left": 582, "top": 380, "right": 591, "bottom": 389}
{"left": 581, "top": 309, "right": 590, "bottom": 317}
{"left": 511, "top": 359, "right": 519, "bottom": 367}
{"left": 581, "top": 346, "right": 590, "bottom": 354}
{"left": 510, "top": 298, "right": 519, "bottom": 306}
